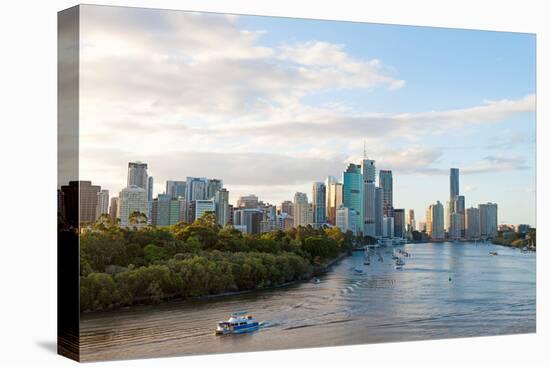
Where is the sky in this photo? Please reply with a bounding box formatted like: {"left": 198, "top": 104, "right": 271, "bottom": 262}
{"left": 77, "top": 5, "right": 536, "bottom": 226}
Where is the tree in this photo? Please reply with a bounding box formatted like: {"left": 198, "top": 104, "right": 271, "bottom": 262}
{"left": 128, "top": 211, "right": 148, "bottom": 228}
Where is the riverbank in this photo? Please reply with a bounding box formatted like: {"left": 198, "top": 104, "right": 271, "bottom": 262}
{"left": 82, "top": 250, "right": 351, "bottom": 314}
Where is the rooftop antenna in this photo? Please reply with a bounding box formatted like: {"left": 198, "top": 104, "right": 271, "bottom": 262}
{"left": 363, "top": 140, "right": 368, "bottom": 160}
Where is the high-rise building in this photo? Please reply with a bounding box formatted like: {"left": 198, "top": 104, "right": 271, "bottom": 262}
{"left": 465, "top": 207, "right": 481, "bottom": 239}
{"left": 96, "top": 189, "right": 109, "bottom": 219}
{"left": 479, "top": 202, "right": 498, "bottom": 237}
{"left": 166, "top": 180, "right": 187, "bottom": 198}
{"left": 60, "top": 181, "right": 101, "bottom": 225}
{"left": 147, "top": 176, "right": 154, "bottom": 202}
{"left": 427, "top": 201, "right": 445, "bottom": 240}
{"left": 109, "top": 197, "right": 119, "bottom": 220}
{"left": 194, "top": 199, "right": 215, "bottom": 221}
{"left": 186, "top": 177, "right": 208, "bottom": 201}
{"left": 382, "top": 216, "right": 394, "bottom": 238}
{"left": 362, "top": 159, "right": 376, "bottom": 183}
{"left": 237, "top": 194, "right": 259, "bottom": 209}
{"left": 393, "top": 208, "right": 405, "bottom": 238}
{"left": 127, "top": 161, "right": 148, "bottom": 190}
{"left": 406, "top": 209, "right": 416, "bottom": 232}
{"left": 276, "top": 213, "right": 294, "bottom": 231}
{"left": 343, "top": 163, "right": 363, "bottom": 233}
{"left": 336, "top": 205, "right": 359, "bottom": 235}
{"left": 326, "top": 177, "right": 343, "bottom": 225}
{"left": 379, "top": 170, "right": 393, "bottom": 217}
{"left": 207, "top": 179, "right": 223, "bottom": 199}
{"left": 279, "top": 200, "right": 294, "bottom": 216}
{"left": 312, "top": 182, "right": 326, "bottom": 227}
{"left": 214, "top": 188, "right": 230, "bottom": 227}
{"left": 119, "top": 185, "right": 148, "bottom": 227}
{"left": 233, "top": 208, "right": 263, "bottom": 234}
{"left": 450, "top": 212, "right": 463, "bottom": 240}
{"left": 151, "top": 194, "right": 181, "bottom": 226}
{"left": 293, "top": 192, "right": 310, "bottom": 227}
{"left": 363, "top": 182, "right": 376, "bottom": 236}
{"left": 374, "top": 187, "right": 384, "bottom": 236}
{"left": 450, "top": 168, "right": 460, "bottom": 200}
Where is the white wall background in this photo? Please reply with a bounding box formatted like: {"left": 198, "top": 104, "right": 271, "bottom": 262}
{"left": 0, "top": 1, "right": 547, "bottom": 366}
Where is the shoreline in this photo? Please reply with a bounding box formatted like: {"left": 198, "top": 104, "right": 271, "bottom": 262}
{"left": 82, "top": 251, "right": 351, "bottom": 315}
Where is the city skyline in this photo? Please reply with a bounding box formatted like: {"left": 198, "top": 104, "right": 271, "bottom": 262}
{"left": 75, "top": 6, "right": 536, "bottom": 226}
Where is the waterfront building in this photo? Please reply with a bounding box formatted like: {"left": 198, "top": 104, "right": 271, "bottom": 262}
{"left": 393, "top": 208, "right": 406, "bottom": 238}
{"left": 418, "top": 221, "right": 427, "bottom": 233}
{"left": 479, "top": 202, "right": 498, "bottom": 238}
{"left": 363, "top": 182, "right": 376, "bottom": 237}
{"left": 194, "top": 199, "right": 215, "bottom": 221}
{"left": 96, "top": 189, "right": 109, "bottom": 219}
{"left": 379, "top": 170, "right": 393, "bottom": 217}
{"left": 312, "top": 182, "right": 327, "bottom": 227}
{"left": 60, "top": 180, "right": 101, "bottom": 225}
{"left": 450, "top": 168, "right": 460, "bottom": 200}
{"left": 293, "top": 192, "right": 310, "bottom": 227}
{"left": 214, "top": 188, "right": 230, "bottom": 227}
{"left": 450, "top": 212, "right": 463, "bottom": 240}
{"left": 336, "top": 205, "right": 359, "bottom": 235}
{"left": 406, "top": 209, "right": 416, "bottom": 232}
{"left": 427, "top": 201, "right": 445, "bottom": 240}
{"left": 375, "top": 187, "right": 384, "bottom": 236}
{"left": 166, "top": 180, "right": 187, "bottom": 199}
{"left": 119, "top": 185, "right": 148, "bottom": 227}
{"left": 465, "top": 207, "right": 481, "bottom": 239}
{"left": 382, "top": 216, "right": 394, "bottom": 238}
{"left": 279, "top": 200, "right": 294, "bottom": 216}
{"left": 151, "top": 194, "right": 181, "bottom": 226}
{"left": 325, "top": 176, "right": 340, "bottom": 225}
{"left": 127, "top": 161, "right": 148, "bottom": 190}
{"left": 343, "top": 163, "right": 363, "bottom": 233}
{"left": 237, "top": 194, "right": 259, "bottom": 209}
{"left": 233, "top": 208, "right": 263, "bottom": 234}
{"left": 109, "top": 197, "right": 118, "bottom": 220}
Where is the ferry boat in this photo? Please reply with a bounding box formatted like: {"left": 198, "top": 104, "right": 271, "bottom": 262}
{"left": 215, "top": 311, "right": 260, "bottom": 335}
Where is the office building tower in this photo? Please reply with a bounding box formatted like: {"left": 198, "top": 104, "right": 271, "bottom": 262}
{"left": 96, "top": 189, "right": 109, "bottom": 219}
{"left": 336, "top": 205, "right": 359, "bottom": 235}
{"left": 375, "top": 187, "right": 384, "bottom": 236}
{"left": 379, "top": 170, "right": 393, "bottom": 217}
{"left": 60, "top": 181, "right": 101, "bottom": 225}
{"left": 382, "top": 216, "right": 395, "bottom": 238}
{"left": 214, "top": 188, "right": 230, "bottom": 227}
{"left": 343, "top": 163, "right": 363, "bottom": 233}
{"left": 363, "top": 182, "right": 376, "bottom": 236}
{"left": 147, "top": 176, "right": 154, "bottom": 202}
{"left": 450, "top": 212, "right": 463, "bottom": 240}
{"left": 127, "top": 161, "right": 148, "bottom": 190}
{"left": 119, "top": 185, "right": 148, "bottom": 227}
{"left": 194, "top": 199, "right": 215, "bottom": 221}
{"left": 465, "top": 207, "right": 481, "bottom": 239}
{"left": 293, "top": 192, "right": 310, "bottom": 227}
{"left": 186, "top": 177, "right": 208, "bottom": 201}
{"left": 427, "top": 201, "right": 445, "bottom": 240}
{"left": 312, "top": 182, "right": 326, "bottom": 227}
{"left": 151, "top": 194, "right": 181, "bottom": 226}
{"left": 279, "top": 200, "right": 294, "bottom": 216}
{"left": 326, "top": 180, "right": 343, "bottom": 225}
{"left": 450, "top": 168, "right": 460, "bottom": 200}
{"left": 276, "top": 213, "right": 294, "bottom": 231}
{"left": 406, "top": 209, "right": 416, "bottom": 232}
{"left": 109, "top": 197, "right": 118, "bottom": 220}
{"left": 166, "top": 180, "right": 187, "bottom": 198}
{"left": 233, "top": 208, "right": 263, "bottom": 234}
{"left": 207, "top": 179, "right": 223, "bottom": 200}
{"left": 479, "top": 202, "right": 498, "bottom": 237}
{"left": 393, "top": 208, "right": 406, "bottom": 238}
{"left": 237, "top": 194, "right": 259, "bottom": 209}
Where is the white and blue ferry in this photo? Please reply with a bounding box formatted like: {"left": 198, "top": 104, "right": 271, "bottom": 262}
{"left": 215, "top": 311, "right": 260, "bottom": 335}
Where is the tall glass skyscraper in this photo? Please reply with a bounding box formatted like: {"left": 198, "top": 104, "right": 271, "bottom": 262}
{"left": 312, "top": 182, "right": 326, "bottom": 226}
{"left": 450, "top": 168, "right": 460, "bottom": 199}
{"left": 343, "top": 163, "right": 363, "bottom": 233}
{"left": 127, "top": 161, "right": 148, "bottom": 190}
{"left": 379, "top": 170, "right": 393, "bottom": 217}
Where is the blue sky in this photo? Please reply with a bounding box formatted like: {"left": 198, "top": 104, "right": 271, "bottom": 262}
{"left": 78, "top": 6, "right": 536, "bottom": 226}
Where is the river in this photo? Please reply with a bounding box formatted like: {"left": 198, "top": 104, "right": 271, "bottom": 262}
{"left": 79, "top": 242, "right": 536, "bottom": 361}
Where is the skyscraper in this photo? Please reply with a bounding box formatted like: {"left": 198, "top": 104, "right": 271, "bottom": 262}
{"left": 343, "top": 163, "right": 363, "bottom": 233}
{"left": 362, "top": 159, "right": 376, "bottom": 183}
{"left": 375, "top": 187, "right": 384, "bottom": 236}
{"left": 465, "top": 207, "right": 481, "bottom": 239}
{"left": 293, "top": 192, "right": 310, "bottom": 227}
{"left": 406, "top": 209, "right": 416, "bottom": 232}
{"left": 336, "top": 205, "right": 359, "bottom": 235}
{"left": 109, "top": 197, "right": 119, "bottom": 220}
{"left": 214, "top": 188, "right": 230, "bottom": 227}
{"left": 119, "top": 185, "right": 148, "bottom": 227}
{"left": 450, "top": 212, "right": 463, "bottom": 240}
{"left": 60, "top": 181, "right": 101, "bottom": 225}
{"left": 237, "top": 194, "right": 259, "bottom": 209}
{"left": 379, "top": 170, "right": 393, "bottom": 217}
{"left": 312, "top": 182, "right": 326, "bottom": 227}
{"left": 166, "top": 180, "right": 187, "bottom": 198}
{"left": 393, "top": 208, "right": 405, "bottom": 238}
{"left": 479, "top": 202, "right": 498, "bottom": 237}
{"left": 427, "top": 201, "right": 445, "bottom": 240}
{"left": 186, "top": 177, "right": 208, "bottom": 201}
{"left": 151, "top": 194, "right": 181, "bottom": 226}
{"left": 233, "top": 208, "right": 263, "bottom": 234}
{"left": 96, "top": 189, "right": 109, "bottom": 219}
{"left": 147, "top": 176, "right": 154, "bottom": 202}
{"left": 279, "top": 200, "right": 294, "bottom": 216}
{"left": 363, "top": 182, "right": 376, "bottom": 236}
{"left": 450, "top": 168, "right": 460, "bottom": 200}
{"left": 207, "top": 179, "right": 223, "bottom": 199}
{"left": 194, "top": 199, "right": 215, "bottom": 221}
{"left": 127, "top": 161, "right": 148, "bottom": 190}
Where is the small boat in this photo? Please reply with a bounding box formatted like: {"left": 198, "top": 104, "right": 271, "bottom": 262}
{"left": 395, "top": 265, "right": 403, "bottom": 270}
{"left": 353, "top": 267, "right": 364, "bottom": 274}
{"left": 313, "top": 277, "right": 321, "bottom": 284}
{"left": 489, "top": 251, "right": 498, "bottom": 256}
{"left": 216, "top": 311, "right": 260, "bottom": 335}
{"left": 395, "top": 258, "right": 405, "bottom": 266}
